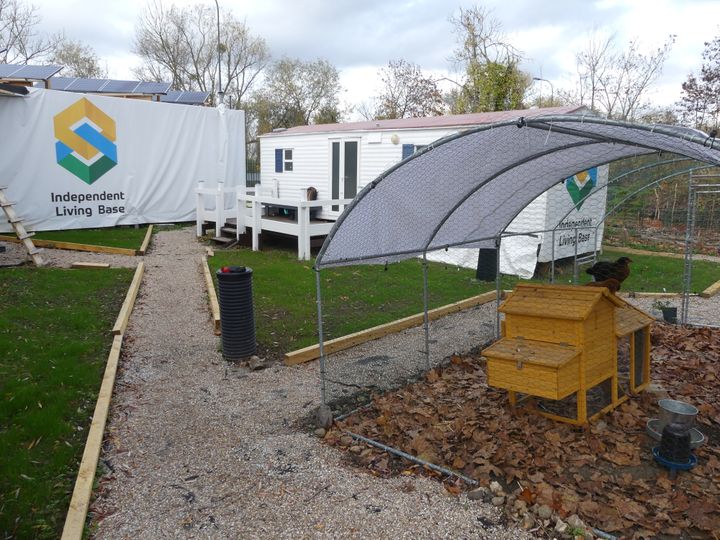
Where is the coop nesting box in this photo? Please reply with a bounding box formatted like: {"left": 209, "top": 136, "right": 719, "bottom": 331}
{"left": 482, "top": 283, "right": 633, "bottom": 425}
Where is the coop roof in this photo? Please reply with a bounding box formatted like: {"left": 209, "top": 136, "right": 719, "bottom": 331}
{"left": 315, "top": 115, "right": 720, "bottom": 269}
{"left": 499, "top": 284, "right": 624, "bottom": 321}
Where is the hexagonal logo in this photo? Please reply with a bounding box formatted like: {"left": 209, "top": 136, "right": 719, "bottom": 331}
{"left": 54, "top": 98, "right": 117, "bottom": 185}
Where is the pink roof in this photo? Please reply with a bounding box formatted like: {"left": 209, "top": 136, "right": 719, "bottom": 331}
{"left": 261, "top": 106, "right": 588, "bottom": 137}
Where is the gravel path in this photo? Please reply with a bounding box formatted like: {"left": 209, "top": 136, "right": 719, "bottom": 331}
{"left": 91, "top": 228, "right": 531, "bottom": 539}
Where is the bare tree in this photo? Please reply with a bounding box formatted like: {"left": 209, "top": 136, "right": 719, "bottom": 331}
{"left": 571, "top": 32, "right": 674, "bottom": 120}
{"left": 133, "top": 1, "right": 269, "bottom": 108}
{"left": 249, "top": 57, "right": 342, "bottom": 134}
{"left": 448, "top": 5, "right": 530, "bottom": 113}
{"left": 371, "top": 60, "right": 445, "bottom": 119}
{"left": 0, "top": 0, "right": 60, "bottom": 64}
{"left": 678, "top": 35, "right": 720, "bottom": 131}
{"left": 51, "top": 39, "right": 107, "bottom": 78}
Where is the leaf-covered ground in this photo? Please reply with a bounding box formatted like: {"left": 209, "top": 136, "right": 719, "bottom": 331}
{"left": 326, "top": 324, "right": 720, "bottom": 538}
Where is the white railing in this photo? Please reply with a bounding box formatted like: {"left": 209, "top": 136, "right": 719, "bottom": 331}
{"left": 236, "top": 192, "right": 353, "bottom": 260}
{"left": 195, "top": 181, "right": 239, "bottom": 237}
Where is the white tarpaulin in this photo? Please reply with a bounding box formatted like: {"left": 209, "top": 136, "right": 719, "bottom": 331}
{"left": 0, "top": 88, "right": 244, "bottom": 232}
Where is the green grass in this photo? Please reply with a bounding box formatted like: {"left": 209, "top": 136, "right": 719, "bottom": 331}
{"left": 30, "top": 226, "right": 150, "bottom": 249}
{"left": 210, "top": 248, "right": 517, "bottom": 358}
{"left": 0, "top": 267, "right": 133, "bottom": 539}
{"left": 602, "top": 248, "right": 719, "bottom": 293}
{"left": 211, "top": 246, "right": 719, "bottom": 360}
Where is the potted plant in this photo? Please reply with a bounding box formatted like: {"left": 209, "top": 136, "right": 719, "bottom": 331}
{"left": 652, "top": 299, "right": 677, "bottom": 323}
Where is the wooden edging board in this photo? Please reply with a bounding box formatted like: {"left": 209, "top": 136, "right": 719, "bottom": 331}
{"left": 0, "top": 235, "right": 137, "bottom": 256}
{"left": 137, "top": 224, "right": 153, "bottom": 255}
{"left": 701, "top": 279, "right": 720, "bottom": 298}
{"left": 285, "top": 290, "right": 499, "bottom": 366}
{"left": 71, "top": 262, "right": 111, "bottom": 269}
{"left": 62, "top": 260, "right": 145, "bottom": 539}
{"left": 201, "top": 256, "right": 221, "bottom": 335}
{"left": 111, "top": 262, "right": 145, "bottom": 335}
{"left": 60, "top": 334, "right": 122, "bottom": 540}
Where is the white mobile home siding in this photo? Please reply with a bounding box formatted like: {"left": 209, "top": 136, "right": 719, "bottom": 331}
{"left": 260, "top": 127, "right": 459, "bottom": 216}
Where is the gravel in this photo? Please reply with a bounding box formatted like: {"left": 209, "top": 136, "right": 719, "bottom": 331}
{"left": 4, "top": 229, "right": 717, "bottom": 538}
{"left": 91, "top": 228, "right": 534, "bottom": 539}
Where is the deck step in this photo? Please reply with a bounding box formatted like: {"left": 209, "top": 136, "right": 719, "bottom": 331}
{"left": 211, "top": 236, "right": 234, "bottom": 244}
{"left": 220, "top": 226, "right": 237, "bottom": 236}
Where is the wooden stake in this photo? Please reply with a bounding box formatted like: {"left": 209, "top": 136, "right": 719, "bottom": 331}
{"left": 136, "top": 225, "right": 153, "bottom": 255}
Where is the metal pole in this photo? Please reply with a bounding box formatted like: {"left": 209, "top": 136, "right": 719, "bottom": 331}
{"left": 551, "top": 229, "right": 556, "bottom": 283}
{"left": 422, "top": 254, "right": 430, "bottom": 372}
{"left": 681, "top": 175, "right": 696, "bottom": 325}
{"left": 315, "top": 269, "right": 327, "bottom": 404}
{"left": 214, "top": 0, "right": 224, "bottom": 107}
{"left": 573, "top": 227, "right": 579, "bottom": 285}
{"left": 495, "top": 236, "right": 501, "bottom": 339}
{"left": 344, "top": 430, "right": 478, "bottom": 486}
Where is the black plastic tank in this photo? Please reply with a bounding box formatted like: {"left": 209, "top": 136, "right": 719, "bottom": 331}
{"left": 475, "top": 248, "right": 498, "bottom": 281}
{"left": 216, "top": 266, "right": 257, "bottom": 360}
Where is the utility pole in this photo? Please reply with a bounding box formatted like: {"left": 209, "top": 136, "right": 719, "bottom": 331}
{"left": 214, "top": 0, "right": 224, "bottom": 108}
{"left": 533, "top": 77, "right": 554, "bottom": 108}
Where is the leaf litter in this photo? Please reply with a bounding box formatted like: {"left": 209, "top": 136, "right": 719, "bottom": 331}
{"left": 325, "top": 323, "right": 720, "bottom": 538}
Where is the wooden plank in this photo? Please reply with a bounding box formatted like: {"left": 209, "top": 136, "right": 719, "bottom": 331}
{"left": 700, "top": 278, "right": 720, "bottom": 298}
{"left": 61, "top": 334, "right": 123, "bottom": 540}
{"left": 285, "top": 291, "right": 499, "bottom": 366}
{"left": 71, "top": 262, "right": 111, "bottom": 269}
{"left": 201, "top": 256, "right": 221, "bottom": 335}
{"left": 136, "top": 224, "right": 153, "bottom": 255}
{"left": 0, "top": 235, "right": 137, "bottom": 256}
{"left": 111, "top": 262, "right": 145, "bottom": 335}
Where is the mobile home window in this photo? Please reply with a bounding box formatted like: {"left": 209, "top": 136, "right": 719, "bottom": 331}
{"left": 274, "top": 148, "right": 294, "bottom": 172}
{"left": 284, "top": 149, "right": 293, "bottom": 171}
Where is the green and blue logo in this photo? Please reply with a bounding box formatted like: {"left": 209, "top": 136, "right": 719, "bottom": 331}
{"left": 565, "top": 168, "right": 597, "bottom": 210}
{"left": 53, "top": 98, "right": 117, "bottom": 185}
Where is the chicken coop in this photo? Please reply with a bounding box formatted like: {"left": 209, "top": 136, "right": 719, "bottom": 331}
{"left": 481, "top": 283, "right": 653, "bottom": 425}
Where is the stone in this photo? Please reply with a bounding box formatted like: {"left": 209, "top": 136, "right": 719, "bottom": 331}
{"left": 248, "top": 355, "right": 266, "bottom": 370}
{"left": 349, "top": 445, "right": 363, "bottom": 454}
{"left": 339, "top": 435, "right": 353, "bottom": 446}
{"left": 467, "top": 487, "right": 490, "bottom": 502}
{"left": 489, "top": 480, "right": 504, "bottom": 496}
{"left": 567, "top": 514, "right": 585, "bottom": 530}
{"left": 536, "top": 504, "right": 553, "bottom": 520}
{"left": 491, "top": 496, "right": 505, "bottom": 507}
{"left": 314, "top": 428, "right": 326, "bottom": 438}
{"left": 521, "top": 512, "right": 535, "bottom": 529}
{"left": 594, "top": 420, "right": 607, "bottom": 432}
{"left": 315, "top": 405, "right": 333, "bottom": 429}
{"left": 555, "top": 518, "right": 568, "bottom": 534}
{"left": 360, "top": 448, "right": 373, "bottom": 458}
{"left": 513, "top": 499, "right": 528, "bottom": 514}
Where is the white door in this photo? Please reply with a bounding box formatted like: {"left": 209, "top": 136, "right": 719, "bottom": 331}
{"left": 330, "top": 139, "right": 359, "bottom": 212}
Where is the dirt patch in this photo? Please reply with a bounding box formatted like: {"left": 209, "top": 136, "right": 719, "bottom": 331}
{"left": 325, "top": 324, "right": 720, "bottom": 538}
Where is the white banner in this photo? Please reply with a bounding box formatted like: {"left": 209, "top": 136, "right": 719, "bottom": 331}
{"left": 0, "top": 88, "right": 244, "bottom": 232}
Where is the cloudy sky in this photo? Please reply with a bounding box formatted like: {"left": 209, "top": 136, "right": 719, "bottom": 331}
{"left": 32, "top": 0, "right": 720, "bottom": 116}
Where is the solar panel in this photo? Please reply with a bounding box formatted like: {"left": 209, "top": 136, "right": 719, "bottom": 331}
{"left": 160, "top": 90, "right": 210, "bottom": 105}
{"left": 47, "top": 76, "right": 172, "bottom": 95}
{"left": 0, "top": 63, "right": 63, "bottom": 80}
{"left": 102, "top": 80, "right": 141, "bottom": 93}
{"left": 137, "top": 81, "right": 172, "bottom": 94}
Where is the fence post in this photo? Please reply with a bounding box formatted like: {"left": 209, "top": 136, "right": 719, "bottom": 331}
{"left": 215, "top": 183, "right": 225, "bottom": 237}
{"left": 252, "top": 199, "right": 262, "bottom": 251}
{"left": 196, "top": 181, "right": 205, "bottom": 237}
{"left": 298, "top": 202, "right": 311, "bottom": 260}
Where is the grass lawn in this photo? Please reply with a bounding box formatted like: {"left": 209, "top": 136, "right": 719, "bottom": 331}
{"left": 0, "top": 267, "right": 133, "bottom": 539}
{"left": 602, "top": 248, "right": 719, "bottom": 293}
{"left": 211, "top": 245, "right": 719, "bottom": 360}
{"left": 210, "top": 248, "right": 517, "bottom": 358}
{"left": 30, "top": 226, "right": 150, "bottom": 250}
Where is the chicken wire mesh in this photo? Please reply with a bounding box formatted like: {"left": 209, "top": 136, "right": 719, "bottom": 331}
{"left": 313, "top": 117, "right": 720, "bottom": 424}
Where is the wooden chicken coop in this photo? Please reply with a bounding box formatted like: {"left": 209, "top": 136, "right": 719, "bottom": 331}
{"left": 481, "top": 283, "right": 653, "bottom": 425}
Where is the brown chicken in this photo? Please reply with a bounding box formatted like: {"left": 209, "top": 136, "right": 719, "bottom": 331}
{"left": 586, "top": 256, "right": 632, "bottom": 290}
{"left": 585, "top": 278, "right": 621, "bottom": 294}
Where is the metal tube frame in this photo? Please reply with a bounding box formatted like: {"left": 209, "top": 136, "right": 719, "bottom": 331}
{"left": 422, "top": 253, "right": 430, "bottom": 372}
{"left": 315, "top": 269, "right": 327, "bottom": 405}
